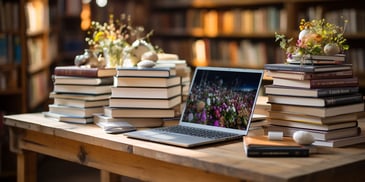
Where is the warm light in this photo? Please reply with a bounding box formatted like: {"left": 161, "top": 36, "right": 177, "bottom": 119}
{"left": 80, "top": 4, "right": 91, "bottom": 30}
{"left": 193, "top": 40, "right": 207, "bottom": 66}
{"left": 96, "top": 0, "right": 108, "bottom": 7}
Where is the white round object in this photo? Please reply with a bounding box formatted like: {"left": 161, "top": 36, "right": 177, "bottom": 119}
{"left": 141, "top": 51, "right": 158, "bottom": 62}
{"left": 324, "top": 43, "right": 340, "bottom": 55}
{"left": 137, "top": 60, "right": 156, "bottom": 68}
{"left": 293, "top": 131, "right": 315, "bottom": 145}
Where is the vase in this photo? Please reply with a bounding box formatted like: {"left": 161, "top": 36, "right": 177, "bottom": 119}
{"left": 103, "top": 47, "right": 124, "bottom": 68}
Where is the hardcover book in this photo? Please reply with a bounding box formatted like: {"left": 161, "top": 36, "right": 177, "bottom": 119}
{"left": 48, "top": 104, "right": 104, "bottom": 117}
{"left": 243, "top": 135, "right": 310, "bottom": 157}
{"left": 312, "top": 133, "right": 365, "bottom": 147}
{"left": 113, "top": 76, "right": 181, "bottom": 88}
{"left": 53, "top": 76, "right": 114, "bottom": 85}
{"left": 263, "top": 125, "right": 360, "bottom": 141}
{"left": 49, "top": 92, "right": 111, "bottom": 101}
{"left": 268, "top": 110, "right": 359, "bottom": 125}
{"left": 43, "top": 111, "right": 94, "bottom": 124}
{"left": 111, "top": 85, "right": 181, "bottom": 99}
{"left": 93, "top": 113, "right": 164, "bottom": 128}
{"left": 54, "top": 66, "right": 117, "bottom": 78}
{"left": 264, "top": 85, "right": 360, "bottom": 98}
{"left": 116, "top": 67, "right": 176, "bottom": 77}
{"left": 267, "top": 93, "right": 363, "bottom": 107}
{"left": 109, "top": 95, "right": 182, "bottom": 109}
{"left": 103, "top": 106, "right": 179, "bottom": 118}
{"left": 264, "top": 63, "right": 352, "bottom": 73}
{"left": 287, "top": 54, "right": 346, "bottom": 64}
{"left": 268, "top": 119, "right": 358, "bottom": 131}
{"left": 53, "top": 84, "right": 112, "bottom": 95}
{"left": 272, "top": 77, "right": 359, "bottom": 89}
{"left": 54, "top": 98, "right": 109, "bottom": 108}
{"left": 265, "top": 69, "right": 353, "bottom": 80}
{"left": 270, "top": 102, "right": 365, "bottom": 117}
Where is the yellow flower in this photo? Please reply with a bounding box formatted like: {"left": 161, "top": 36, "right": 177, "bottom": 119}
{"left": 94, "top": 31, "right": 105, "bottom": 42}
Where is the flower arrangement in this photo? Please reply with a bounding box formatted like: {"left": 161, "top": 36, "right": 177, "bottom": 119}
{"left": 275, "top": 18, "right": 349, "bottom": 62}
{"left": 84, "top": 14, "right": 160, "bottom": 68}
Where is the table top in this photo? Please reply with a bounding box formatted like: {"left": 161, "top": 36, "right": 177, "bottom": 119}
{"left": 5, "top": 113, "right": 365, "bottom": 182}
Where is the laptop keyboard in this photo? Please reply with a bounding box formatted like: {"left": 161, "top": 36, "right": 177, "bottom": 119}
{"left": 154, "top": 125, "right": 239, "bottom": 139}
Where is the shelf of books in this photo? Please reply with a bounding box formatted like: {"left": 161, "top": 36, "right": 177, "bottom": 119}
{"left": 148, "top": 0, "right": 365, "bottom": 89}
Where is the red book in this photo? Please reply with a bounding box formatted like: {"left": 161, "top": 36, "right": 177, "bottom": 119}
{"left": 54, "top": 66, "right": 116, "bottom": 78}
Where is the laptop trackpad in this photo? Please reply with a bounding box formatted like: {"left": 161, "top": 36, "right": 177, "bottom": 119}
{"left": 129, "top": 130, "right": 212, "bottom": 144}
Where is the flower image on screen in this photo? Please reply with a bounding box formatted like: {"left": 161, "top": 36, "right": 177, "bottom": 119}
{"left": 182, "top": 69, "right": 262, "bottom": 130}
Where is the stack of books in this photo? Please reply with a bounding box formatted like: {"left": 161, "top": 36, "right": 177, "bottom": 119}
{"left": 156, "top": 54, "right": 192, "bottom": 102}
{"left": 43, "top": 66, "right": 116, "bottom": 124}
{"left": 95, "top": 66, "right": 183, "bottom": 128}
{"left": 263, "top": 63, "right": 365, "bottom": 147}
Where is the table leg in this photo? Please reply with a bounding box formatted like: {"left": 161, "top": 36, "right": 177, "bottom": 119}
{"left": 17, "top": 150, "right": 37, "bottom": 182}
{"left": 100, "top": 170, "right": 120, "bottom": 182}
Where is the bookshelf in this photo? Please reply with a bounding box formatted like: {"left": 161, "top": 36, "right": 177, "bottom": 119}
{"left": 148, "top": 0, "right": 365, "bottom": 92}
{"left": 0, "top": 0, "right": 52, "bottom": 114}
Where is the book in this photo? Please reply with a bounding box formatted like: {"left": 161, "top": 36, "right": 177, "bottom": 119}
{"left": 264, "top": 63, "right": 352, "bottom": 73}
{"left": 48, "top": 104, "right": 104, "bottom": 117}
{"left": 287, "top": 54, "right": 346, "bottom": 64}
{"left": 312, "top": 133, "right": 365, "bottom": 147}
{"left": 53, "top": 76, "right": 114, "bottom": 85}
{"left": 54, "top": 98, "right": 109, "bottom": 108}
{"left": 268, "top": 110, "right": 359, "bottom": 125}
{"left": 111, "top": 85, "right": 181, "bottom": 99}
{"left": 265, "top": 69, "right": 353, "bottom": 80}
{"left": 113, "top": 76, "right": 181, "bottom": 88}
{"left": 95, "top": 120, "right": 136, "bottom": 134}
{"left": 270, "top": 103, "right": 364, "bottom": 117}
{"left": 264, "top": 85, "right": 360, "bottom": 98}
{"left": 54, "top": 66, "right": 117, "bottom": 78}
{"left": 109, "top": 95, "right": 182, "bottom": 109}
{"left": 155, "top": 60, "right": 190, "bottom": 77}
{"left": 268, "top": 119, "right": 358, "bottom": 131}
{"left": 272, "top": 77, "right": 359, "bottom": 89}
{"left": 267, "top": 93, "right": 363, "bottom": 107}
{"left": 43, "top": 111, "right": 94, "bottom": 124}
{"left": 104, "top": 106, "right": 179, "bottom": 118}
{"left": 93, "top": 113, "right": 164, "bottom": 128}
{"left": 243, "top": 135, "right": 310, "bottom": 157}
{"left": 263, "top": 125, "right": 360, "bottom": 141}
{"left": 116, "top": 67, "right": 176, "bottom": 77}
{"left": 53, "top": 84, "right": 112, "bottom": 95}
{"left": 49, "top": 92, "right": 111, "bottom": 101}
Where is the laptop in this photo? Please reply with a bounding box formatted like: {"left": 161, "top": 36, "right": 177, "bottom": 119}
{"left": 124, "top": 66, "right": 264, "bottom": 148}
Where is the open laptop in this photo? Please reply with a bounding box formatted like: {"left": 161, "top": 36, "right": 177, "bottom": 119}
{"left": 124, "top": 67, "right": 264, "bottom": 148}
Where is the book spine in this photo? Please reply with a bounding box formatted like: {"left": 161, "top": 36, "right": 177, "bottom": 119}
{"left": 310, "top": 78, "right": 358, "bottom": 88}
{"left": 309, "top": 70, "right": 353, "bottom": 79}
{"left": 317, "top": 87, "right": 359, "bottom": 97}
{"left": 54, "top": 68, "right": 98, "bottom": 77}
{"left": 324, "top": 94, "right": 363, "bottom": 106}
{"left": 246, "top": 148, "right": 310, "bottom": 157}
{"left": 264, "top": 65, "right": 313, "bottom": 72}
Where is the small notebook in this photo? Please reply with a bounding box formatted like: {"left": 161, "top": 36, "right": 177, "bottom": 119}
{"left": 124, "top": 67, "right": 264, "bottom": 148}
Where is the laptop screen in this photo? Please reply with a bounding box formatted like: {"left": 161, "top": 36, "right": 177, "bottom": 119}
{"left": 180, "top": 67, "right": 264, "bottom": 134}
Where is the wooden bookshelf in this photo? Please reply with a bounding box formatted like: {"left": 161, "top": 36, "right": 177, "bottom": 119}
{"left": 148, "top": 0, "right": 365, "bottom": 91}
{"left": 0, "top": 0, "right": 54, "bottom": 114}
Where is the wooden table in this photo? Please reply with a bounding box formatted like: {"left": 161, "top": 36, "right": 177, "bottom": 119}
{"left": 4, "top": 113, "right": 365, "bottom": 182}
